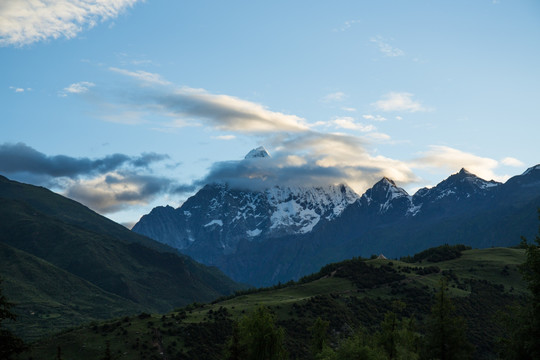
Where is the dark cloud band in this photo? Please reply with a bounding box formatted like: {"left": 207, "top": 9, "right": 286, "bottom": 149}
{"left": 0, "top": 143, "right": 167, "bottom": 178}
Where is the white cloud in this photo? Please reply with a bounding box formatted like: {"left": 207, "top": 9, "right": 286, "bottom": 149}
{"left": 332, "top": 117, "right": 375, "bottom": 132}
{"left": 362, "top": 114, "right": 387, "bottom": 122}
{"left": 9, "top": 86, "right": 24, "bottom": 92}
{"left": 0, "top": 0, "right": 141, "bottom": 47}
{"left": 373, "top": 92, "right": 430, "bottom": 113}
{"left": 62, "top": 81, "right": 95, "bottom": 95}
{"left": 322, "top": 91, "right": 346, "bottom": 102}
{"left": 412, "top": 145, "right": 508, "bottom": 182}
{"left": 213, "top": 135, "right": 236, "bottom": 140}
{"left": 97, "top": 69, "right": 423, "bottom": 195}
{"left": 501, "top": 157, "right": 524, "bottom": 167}
{"left": 342, "top": 107, "right": 357, "bottom": 112}
{"left": 109, "top": 67, "right": 309, "bottom": 134}
{"left": 109, "top": 67, "right": 171, "bottom": 86}
{"left": 333, "top": 20, "right": 361, "bottom": 32}
{"left": 367, "top": 132, "right": 391, "bottom": 141}
{"left": 370, "top": 36, "right": 405, "bottom": 57}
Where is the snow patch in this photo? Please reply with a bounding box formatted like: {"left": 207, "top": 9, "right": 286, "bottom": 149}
{"left": 204, "top": 219, "right": 223, "bottom": 227}
{"left": 407, "top": 204, "right": 422, "bottom": 216}
{"left": 246, "top": 229, "right": 262, "bottom": 237}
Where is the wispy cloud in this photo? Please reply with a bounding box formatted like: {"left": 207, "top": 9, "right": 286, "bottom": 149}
{"left": 322, "top": 91, "right": 346, "bottom": 102}
{"left": 501, "top": 157, "right": 524, "bottom": 167}
{"left": 411, "top": 145, "right": 507, "bottom": 182}
{"left": 362, "top": 114, "right": 387, "bottom": 122}
{"left": 331, "top": 117, "right": 375, "bottom": 132}
{"left": 108, "top": 67, "right": 309, "bottom": 133}
{"left": 0, "top": 0, "right": 141, "bottom": 47}
{"left": 109, "top": 67, "right": 171, "bottom": 86}
{"left": 370, "top": 36, "right": 404, "bottom": 57}
{"left": 60, "top": 81, "right": 95, "bottom": 96}
{"left": 373, "top": 92, "right": 431, "bottom": 112}
{"left": 333, "top": 20, "right": 361, "bottom": 32}
{"left": 9, "top": 86, "right": 26, "bottom": 93}
{"left": 212, "top": 135, "right": 236, "bottom": 140}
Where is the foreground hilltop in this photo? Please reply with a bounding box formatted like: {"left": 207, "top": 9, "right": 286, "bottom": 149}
{"left": 23, "top": 245, "right": 528, "bottom": 360}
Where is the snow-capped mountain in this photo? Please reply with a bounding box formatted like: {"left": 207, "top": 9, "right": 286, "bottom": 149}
{"left": 357, "top": 177, "right": 413, "bottom": 216}
{"left": 413, "top": 168, "right": 500, "bottom": 203}
{"left": 133, "top": 147, "right": 359, "bottom": 263}
{"left": 134, "top": 182, "right": 358, "bottom": 255}
{"left": 244, "top": 146, "right": 271, "bottom": 159}
{"left": 133, "top": 160, "right": 540, "bottom": 286}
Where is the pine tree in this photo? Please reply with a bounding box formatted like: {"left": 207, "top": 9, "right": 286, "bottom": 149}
{"left": 309, "top": 317, "right": 330, "bottom": 357}
{"left": 226, "top": 306, "right": 287, "bottom": 360}
{"left": 422, "top": 279, "right": 473, "bottom": 360}
{"left": 500, "top": 209, "right": 540, "bottom": 359}
{"left": 519, "top": 210, "right": 540, "bottom": 359}
{"left": 376, "top": 301, "right": 420, "bottom": 360}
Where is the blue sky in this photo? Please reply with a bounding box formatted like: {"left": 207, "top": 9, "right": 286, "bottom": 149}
{"left": 1, "top": 0, "right": 539, "bottom": 226}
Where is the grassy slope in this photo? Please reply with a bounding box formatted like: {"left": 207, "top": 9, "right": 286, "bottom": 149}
{"left": 0, "top": 176, "right": 244, "bottom": 342}
{"left": 0, "top": 197, "right": 240, "bottom": 312}
{"left": 0, "top": 242, "right": 145, "bottom": 342}
{"left": 23, "top": 247, "right": 527, "bottom": 360}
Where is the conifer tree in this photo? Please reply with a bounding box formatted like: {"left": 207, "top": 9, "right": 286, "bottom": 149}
{"left": 518, "top": 210, "right": 540, "bottom": 359}
{"left": 500, "top": 209, "right": 540, "bottom": 359}
{"left": 309, "top": 317, "right": 330, "bottom": 357}
{"left": 226, "top": 306, "right": 287, "bottom": 360}
{"left": 422, "top": 279, "right": 472, "bottom": 360}
{"left": 374, "top": 301, "right": 420, "bottom": 360}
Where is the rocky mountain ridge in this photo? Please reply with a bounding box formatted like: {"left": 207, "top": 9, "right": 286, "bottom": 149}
{"left": 133, "top": 153, "right": 540, "bottom": 286}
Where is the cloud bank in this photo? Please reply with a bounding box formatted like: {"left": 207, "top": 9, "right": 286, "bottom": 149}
{"left": 0, "top": 0, "right": 141, "bottom": 46}
{"left": 0, "top": 142, "right": 177, "bottom": 213}
{"left": 15, "top": 67, "right": 518, "bottom": 217}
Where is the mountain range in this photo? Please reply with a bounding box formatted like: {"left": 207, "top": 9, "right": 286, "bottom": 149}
{"left": 133, "top": 148, "right": 540, "bottom": 286}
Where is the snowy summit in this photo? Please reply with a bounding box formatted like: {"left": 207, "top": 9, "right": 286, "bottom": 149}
{"left": 244, "top": 146, "right": 271, "bottom": 159}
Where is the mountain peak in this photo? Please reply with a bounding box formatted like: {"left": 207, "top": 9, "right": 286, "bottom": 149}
{"left": 380, "top": 177, "right": 397, "bottom": 187}
{"left": 458, "top": 168, "right": 473, "bottom": 176}
{"left": 361, "top": 177, "right": 410, "bottom": 212}
{"left": 522, "top": 164, "right": 540, "bottom": 176}
{"left": 244, "top": 146, "right": 271, "bottom": 159}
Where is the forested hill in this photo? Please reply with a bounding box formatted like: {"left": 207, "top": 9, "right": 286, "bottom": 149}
{"left": 22, "top": 245, "right": 530, "bottom": 360}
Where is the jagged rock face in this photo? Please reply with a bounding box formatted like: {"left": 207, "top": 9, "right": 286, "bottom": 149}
{"left": 133, "top": 163, "right": 540, "bottom": 286}
{"left": 358, "top": 177, "right": 413, "bottom": 216}
{"left": 413, "top": 168, "right": 500, "bottom": 203}
{"left": 133, "top": 182, "right": 359, "bottom": 261}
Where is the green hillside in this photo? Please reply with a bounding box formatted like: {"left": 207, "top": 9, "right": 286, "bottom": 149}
{"left": 21, "top": 246, "right": 528, "bottom": 360}
{"left": 0, "top": 242, "right": 144, "bottom": 342}
{"left": 0, "top": 176, "right": 244, "bottom": 341}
